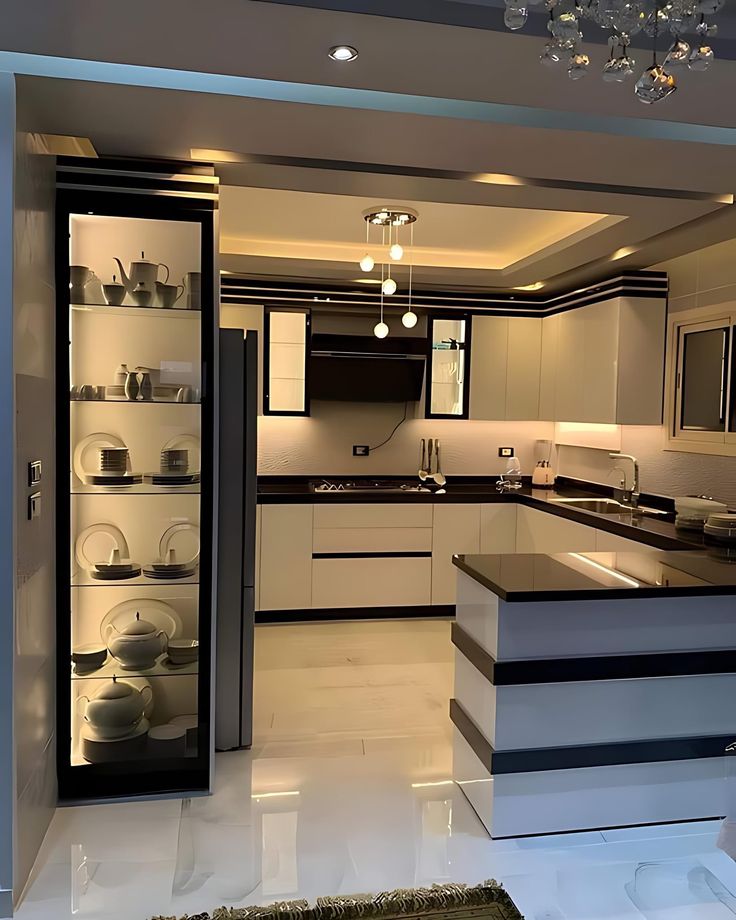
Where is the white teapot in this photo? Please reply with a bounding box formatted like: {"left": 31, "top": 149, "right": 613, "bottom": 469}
{"left": 114, "top": 252, "right": 170, "bottom": 296}
{"left": 105, "top": 611, "right": 168, "bottom": 670}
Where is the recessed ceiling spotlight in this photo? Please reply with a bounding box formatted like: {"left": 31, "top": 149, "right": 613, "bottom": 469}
{"left": 514, "top": 281, "right": 545, "bottom": 291}
{"left": 328, "top": 45, "right": 358, "bottom": 62}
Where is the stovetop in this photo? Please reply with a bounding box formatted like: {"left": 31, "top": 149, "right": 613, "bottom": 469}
{"left": 310, "top": 479, "right": 431, "bottom": 494}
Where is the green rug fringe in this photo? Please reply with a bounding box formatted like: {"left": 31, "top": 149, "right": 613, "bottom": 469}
{"left": 152, "top": 879, "right": 523, "bottom": 920}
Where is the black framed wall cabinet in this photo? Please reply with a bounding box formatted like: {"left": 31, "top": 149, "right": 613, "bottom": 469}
{"left": 425, "top": 314, "right": 472, "bottom": 419}
{"left": 55, "top": 183, "right": 217, "bottom": 801}
{"left": 263, "top": 307, "right": 311, "bottom": 416}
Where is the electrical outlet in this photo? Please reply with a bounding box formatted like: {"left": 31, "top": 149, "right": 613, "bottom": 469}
{"left": 353, "top": 445, "right": 370, "bottom": 457}
{"left": 498, "top": 447, "right": 514, "bottom": 458}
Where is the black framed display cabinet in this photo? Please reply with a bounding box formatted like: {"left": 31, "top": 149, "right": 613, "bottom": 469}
{"left": 425, "top": 313, "right": 472, "bottom": 419}
{"left": 56, "top": 185, "right": 217, "bottom": 801}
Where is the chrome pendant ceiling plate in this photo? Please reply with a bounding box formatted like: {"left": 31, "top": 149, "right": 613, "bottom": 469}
{"left": 362, "top": 207, "right": 419, "bottom": 227}
{"left": 503, "top": 0, "right": 722, "bottom": 103}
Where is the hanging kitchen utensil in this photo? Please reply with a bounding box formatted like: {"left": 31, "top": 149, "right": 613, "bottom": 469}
{"left": 418, "top": 438, "right": 428, "bottom": 481}
{"left": 432, "top": 439, "right": 447, "bottom": 487}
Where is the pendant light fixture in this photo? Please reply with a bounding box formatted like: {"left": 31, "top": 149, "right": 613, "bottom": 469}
{"left": 360, "top": 207, "right": 418, "bottom": 336}
{"left": 402, "top": 224, "right": 418, "bottom": 329}
{"left": 359, "top": 220, "right": 374, "bottom": 272}
{"left": 374, "top": 263, "right": 389, "bottom": 339}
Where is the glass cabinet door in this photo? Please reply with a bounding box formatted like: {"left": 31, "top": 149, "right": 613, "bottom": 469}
{"left": 264, "top": 308, "right": 310, "bottom": 415}
{"left": 427, "top": 315, "right": 470, "bottom": 418}
{"left": 60, "top": 202, "right": 213, "bottom": 799}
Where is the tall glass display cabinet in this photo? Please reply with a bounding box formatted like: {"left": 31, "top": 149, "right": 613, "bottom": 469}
{"left": 56, "top": 185, "right": 216, "bottom": 801}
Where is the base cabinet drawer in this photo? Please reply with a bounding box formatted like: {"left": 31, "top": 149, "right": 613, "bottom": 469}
{"left": 312, "top": 556, "right": 432, "bottom": 608}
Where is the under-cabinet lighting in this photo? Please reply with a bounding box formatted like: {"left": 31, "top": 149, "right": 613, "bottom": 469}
{"left": 251, "top": 790, "right": 300, "bottom": 799}
{"left": 567, "top": 552, "right": 641, "bottom": 588}
{"left": 411, "top": 780, "right": 454, "bottom": 788}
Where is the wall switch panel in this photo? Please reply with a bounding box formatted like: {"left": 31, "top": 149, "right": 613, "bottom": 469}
{"left": 498, "top": 447, "right": 514, "bottom": 458}
{"left": 353, "top": 445, "right": 370, "bottom": 457}
{"left": 28, "top": 492, "right": 41, "bottom": 521}
{"left": 28, "top": 460, "right": 42, "bottom": 486}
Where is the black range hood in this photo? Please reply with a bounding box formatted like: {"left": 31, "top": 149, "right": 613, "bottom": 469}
{"left": 309, "top": 333, "right": 426, "bottom": 403}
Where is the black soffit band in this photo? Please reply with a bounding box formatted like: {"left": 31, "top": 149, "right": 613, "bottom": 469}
{"left": 449, "top": 698, "right": 736, "bottom": 775}
{"left": 451, "top": 622, "right": 736, "bottom": 685}
{"left": 57, "top": 156, "right": 219, "bottom": 203}
{"left": 221, "top": 272, "right": 668, "bottom": 316}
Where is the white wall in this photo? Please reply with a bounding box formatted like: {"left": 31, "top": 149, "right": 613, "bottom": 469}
{"left": 557, "top": 244, "right": 736, "bottom": 505}
{"left": 259, "top": 402, "right": 550, "bottom": 477}
{"left": 10, "top": 81, "right": 57, "bottom": 913}
{"left": 0, "top": 71, "right": 16, "bottom": 920}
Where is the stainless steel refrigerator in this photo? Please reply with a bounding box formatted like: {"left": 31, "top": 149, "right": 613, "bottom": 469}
{"left": 216, "top": 328, "right": 258, "bottom": 750}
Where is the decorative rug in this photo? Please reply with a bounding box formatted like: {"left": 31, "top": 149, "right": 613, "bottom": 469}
{"left": 152, "top": 879, "right": 524, "bottom": 920}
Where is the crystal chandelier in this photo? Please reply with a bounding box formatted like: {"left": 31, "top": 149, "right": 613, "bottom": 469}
{"left": 503, "top": 0, "right": 722, "bottom": 102}
{"left": 359, "top": 207, "right": 419, "bottom": 336}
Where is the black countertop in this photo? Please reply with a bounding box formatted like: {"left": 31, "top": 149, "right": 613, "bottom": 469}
{"left": 257, "top": 476, "right": 708, "bottom": 552}
{"left": 453, "top": 549, "right": 736, "bottom": 601}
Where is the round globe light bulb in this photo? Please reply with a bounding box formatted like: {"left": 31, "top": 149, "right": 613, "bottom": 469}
{"left": 382, "top": 277, "right": 397, "bottom": 296}
{"left": 359, "top": 254, "right": 375, "bottom": 273}
{"left": 401, "top": 310, "right": 418, "bottom": 329}
{"left": 374, "top": 321, "right": 389, "bottom": 339}
{"left": 389, "top": 243, "right": 404, "bottom": 261}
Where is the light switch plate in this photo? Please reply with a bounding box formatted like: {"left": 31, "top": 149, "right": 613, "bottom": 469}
{"left": 28, "top": 460, "right": 42, "bottom": 486}
{"left": 28, "top": 491, "right": 41, "bottom": 521}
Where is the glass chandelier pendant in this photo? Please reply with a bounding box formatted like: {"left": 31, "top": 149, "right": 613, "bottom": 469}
{"left": 502, "top": 0, "right": 719, "bottom": 103}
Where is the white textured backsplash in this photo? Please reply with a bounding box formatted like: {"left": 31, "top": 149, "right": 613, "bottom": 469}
{"left": 558, "top": 426, "right": 736, "bottom": 506}
{"left": 258, "top": 400, "right": 552, "bottom": 477}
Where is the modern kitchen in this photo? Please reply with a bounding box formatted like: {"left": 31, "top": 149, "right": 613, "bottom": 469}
{"left": 5, "top": 2, "right": 736, "bottom": 918}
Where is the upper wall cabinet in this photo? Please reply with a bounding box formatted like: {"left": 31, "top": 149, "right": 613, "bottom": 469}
{"left": 543, "top": 297, "right": 666, "bottom": 425}
{"left": 426, "top": 315, "right": 471, "bottom": 418}
{"left": 264, "top": 308, "right": 311, "bottom": 416}
{"left": 470, "top": 316, "right": 542, "bottom": 421}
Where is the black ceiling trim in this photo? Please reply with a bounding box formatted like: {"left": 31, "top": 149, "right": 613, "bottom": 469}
{"left": 57, "top": 156, "right": 219, "bottom": 204}
{"left": 221, "top": 271, "right": 667, "bottom": 316}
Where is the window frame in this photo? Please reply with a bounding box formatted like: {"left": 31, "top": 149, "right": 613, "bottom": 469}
{"left": 665, "top": 303, "right": 736, "bottom": 455}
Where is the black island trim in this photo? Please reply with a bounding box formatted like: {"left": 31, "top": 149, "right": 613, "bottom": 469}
{"left": 450, "top": 699, "right": 736, "bottom": 775}
{"left": 257, "top": 604, "right": 454, "bottom": 624}
{"left": 452, "top": 622, "right": 736, "bottom": 685}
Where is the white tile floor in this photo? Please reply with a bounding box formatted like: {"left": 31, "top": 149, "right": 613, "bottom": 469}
{"left": 15, "top": 619, "right": 736, "bottom": 919}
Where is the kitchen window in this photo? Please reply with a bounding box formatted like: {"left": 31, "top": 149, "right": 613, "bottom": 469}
{"left": 667, "top": 305, "right": 736, "bottom": 454}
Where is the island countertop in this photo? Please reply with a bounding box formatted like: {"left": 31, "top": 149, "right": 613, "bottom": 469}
{"left": 453, "top": 548, "right": 736, "bottom": 601}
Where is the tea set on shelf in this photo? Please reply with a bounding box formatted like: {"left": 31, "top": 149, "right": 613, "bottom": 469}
{"left": 73, "top": 432, "right": 200, "bottom": 487}
{"left": 74, "top": 520, "right": 200, "bottom": 582}
{"left": 71, "top": 362, "right": 198, "bottom": 404}
{"left": 70, "top": 252, "right": 201, "bottom": 310}
{"left": 76, "top": 675, "right": 199, "bottom": 763}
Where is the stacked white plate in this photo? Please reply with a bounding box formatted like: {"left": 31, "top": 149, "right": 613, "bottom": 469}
{"left": 675, "top": 497, "right": 728, "bottom": 531}
{"left": 705, "top": 513, "right": 736, "bottom": 543}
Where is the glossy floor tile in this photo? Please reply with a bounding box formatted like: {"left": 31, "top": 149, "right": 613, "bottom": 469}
{"left": 15, "top": 620, "right": 736, "bottom": 919}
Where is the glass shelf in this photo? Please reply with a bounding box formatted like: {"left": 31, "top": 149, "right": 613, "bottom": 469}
{"left": 72, "top": 484, "right": 201, "bottom": 495}
{"left": 72, "top": 302, "right": 201, "bottom": 318}
{"left": 70, "top": 397, "right": 201, "bottom": 406}
{"left": 71, "top": 658, "right": 198, "bottom": 681}
{"left": 71, "top": 573, "right": 199, "bottom": 587}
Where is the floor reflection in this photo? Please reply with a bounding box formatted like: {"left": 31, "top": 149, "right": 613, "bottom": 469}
{"left": 14, "top": 620, "right": 736, "bottom": 919}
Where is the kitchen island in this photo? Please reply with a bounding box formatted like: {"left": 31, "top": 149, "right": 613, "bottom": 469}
{"left": 451, "top": 549, "right": 736, "bottom": 837}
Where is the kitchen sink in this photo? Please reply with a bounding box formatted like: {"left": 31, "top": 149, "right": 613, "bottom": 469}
{"left": 549, "top": 498, "right": 668, "bottom": 517}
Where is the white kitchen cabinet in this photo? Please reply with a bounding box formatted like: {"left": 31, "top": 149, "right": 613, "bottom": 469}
{"left": 312, "top": 557, "right": 432, "bottom": 608}
{"left": 432, "top": 504, "right": 481, "bottom": 605}
{"left": 515, "top": 506, "right": 597, "bottom": 553}
{"left": 550, "top": 297, "right": 665, "bottom": 424}
{"left": 259, "top": 504, "right": 313, "bottom": 610}
{"left": 470, "top": 316, "right": 542, "bottom": 421}
{"left": 480, "top": 505, "right": 518, "bottom": 553}
{"left": 313, "top": 504, "right": 433, "bottom": 529}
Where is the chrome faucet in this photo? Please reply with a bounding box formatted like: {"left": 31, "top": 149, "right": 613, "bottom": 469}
{"left": 609, "top": 453, "right": 640, "bottom": 509}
